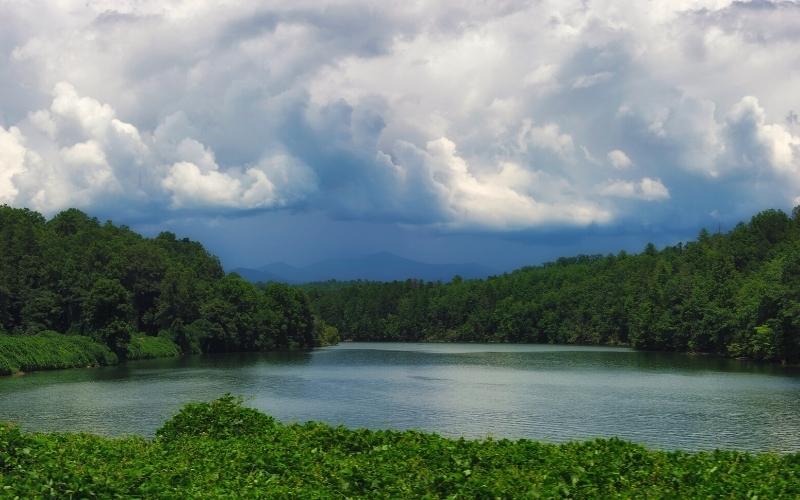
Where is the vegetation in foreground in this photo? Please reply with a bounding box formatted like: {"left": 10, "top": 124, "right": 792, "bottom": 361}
{"left": 309, "top": 207, "right": 800, "bottom": 363}
{"left": 0, "top": 396, "right": 797, "bottom": 498}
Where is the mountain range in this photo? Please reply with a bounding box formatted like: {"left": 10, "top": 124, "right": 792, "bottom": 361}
{"left": 231, "top": 252, "right": 496, "bottom": 284}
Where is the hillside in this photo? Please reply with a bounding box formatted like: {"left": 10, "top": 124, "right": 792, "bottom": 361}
{"left": 307, "top": 208, "right": 800, "bottom": 363}
{"left": 0, "top": 206, "right": 334, "bottom": 360}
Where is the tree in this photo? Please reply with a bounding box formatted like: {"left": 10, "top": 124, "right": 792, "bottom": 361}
{"left": 83, "top": 278, "right": 133, "bottom": 332}
{"left": 113, "top": 242, "right": 167, "bottom": 334}
{"left": 20, "top": 290, "right": 61, "bottom": 333}
{"left": 98, "top": 320, "right": 135, "bottom": 358}
{"left": 155, "top": 268, "right": 200, "bottom": 331}
{"left": 264, "top": 283, "right": 315, "bottom": 348}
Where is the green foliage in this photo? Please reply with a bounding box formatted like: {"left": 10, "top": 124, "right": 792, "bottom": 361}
{"left": 309, "top": 207, "right": 800, "bottom": 363}
{"left": 1, "top": 397, "right": 798, "bottom": 498}
{"left": 156, "top": 395, "right": 276, "bottom": 441}
{"left": 263, "top": 283, "right": 316, "bottom": 348}
{"left": 126, "top": 335, "right": 181, "bottom": 361}
{"left": 197, "top": 274, "right": 278, "bottom": 352}
{"left": 0, "top": 332, "right": 117, "bottom": 375}
{"left": 0, "top": 205, "right": 324, "bottom": 366}
{"left": 313, "top": 318, "right": 341, "bottom": 346}
{"left": 95, "top": 320, "right": 135, "bottom": 358}
{"left": 83, "top": 278, "right": 133, "bottom": 331}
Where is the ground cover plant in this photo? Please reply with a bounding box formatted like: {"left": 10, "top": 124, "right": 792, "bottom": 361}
{"left": 0, "top": 332, "right": 117, "bottom": 376}
{"left": 126, "top": 335, "right": 181, "bottom": 360}
{"left": 0, "top": 396, "right": 797, "bottom": 498}
{"left": 0, "top": 332, "right": 185, "bottom": 375}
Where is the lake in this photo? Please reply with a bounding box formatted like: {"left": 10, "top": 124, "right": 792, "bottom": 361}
{"left": 1, "top": 342, "right": 799, "bottom": 452}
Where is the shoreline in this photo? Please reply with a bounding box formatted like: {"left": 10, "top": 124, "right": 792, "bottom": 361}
{"left": 4, "top": 335, "right": 797, "bottom": 378}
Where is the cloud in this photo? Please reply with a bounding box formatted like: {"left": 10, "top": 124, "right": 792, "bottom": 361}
{"left": 572, "top": 71, "right": 614, "bottom": 89}
{"left": 723, "top": 96, "right": 800, "bottom": 175}
{"left": 1, "top": 82, "right": 314, "bottom": 216}
{"left": 162, "top": 154, "right": 316, "bottom": 211}
{"left": 390, "top": 137, "right": 610, "bottom": 229}
{"left": 163, "top": 162, "right": 257, "bottom": 210}
{"left": 599, "top": 178, "right": 670, "bottom": 201}
{"left": 607, "top": 149, "right": 633, "bottom": 169}
{"left": 517, "top": 120, "right": 575, "bottom": 158}
{"left": 0, "top": 0, "right": 798, "bottom": 234}
{"left": 695, "top": 0, "right": 800, "bottom": 44}
{"left": 0, "top": 127, "right": 27, "bottom": 204}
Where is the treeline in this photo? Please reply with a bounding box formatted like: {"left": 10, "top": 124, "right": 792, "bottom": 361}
{"left": 0, "top": 206, "right": 337, "bottom": 360}
{"left": 308, "top": 208, "right": 800, "bottom": 363}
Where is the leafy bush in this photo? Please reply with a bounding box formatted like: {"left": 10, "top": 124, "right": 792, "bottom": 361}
{"left": 313, "top": 318, "right": 341, "bottom": 346}
{"left": 95, "top": 320, "right": 134, "bottom": 358}
{"left": 156, "top": 395, "right": 276, "bottom": 441}
{"left": 126, "top": 335, "right": 181, "bottom": 360}
{"left": 0, "top": 397, "right": 798, "bottom": 498}
{"left": 0, "top": 332, "right": 117, "bottom": 375}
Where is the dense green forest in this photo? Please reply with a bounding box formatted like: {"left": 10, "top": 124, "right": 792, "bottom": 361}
{"left": 0, "top": 206, "right": 337, "bottom": 367}
{"left": 4, "top": 204, "right": 800, "bottom": 367}
{"left": 308, "top": 208, "right": 800, "bottom": 363}
{"left": 1, "top": 396, "right": 797, "bottom": 498}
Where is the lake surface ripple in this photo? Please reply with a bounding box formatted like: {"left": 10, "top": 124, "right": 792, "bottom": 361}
{"left": 1, "top": 342, "right": 798, "bottom": 452}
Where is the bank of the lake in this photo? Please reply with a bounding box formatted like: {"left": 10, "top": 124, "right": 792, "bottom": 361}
{"left": 1, "top": 396, "right": 798, "bottom": 498}
{"left": 0, "top": 332, "right": 180, "bottom": 376}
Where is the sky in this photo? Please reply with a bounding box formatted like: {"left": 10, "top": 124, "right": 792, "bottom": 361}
{"left": 1, "top": 0, "right": 799, "bottom": 271}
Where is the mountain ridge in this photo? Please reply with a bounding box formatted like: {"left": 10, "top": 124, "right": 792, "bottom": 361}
{"left": 232, "top": 252, "right": 496, "bottom": 284}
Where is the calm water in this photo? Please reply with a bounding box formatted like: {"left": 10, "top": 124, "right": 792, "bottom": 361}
{"left": 1, "top": 343, "right": 799, "bottom": 452}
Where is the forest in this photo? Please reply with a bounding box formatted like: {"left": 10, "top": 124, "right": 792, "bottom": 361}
{"left": 3, "top": 204, "right": 800, "bottom": 368}
{"left": 307, "top": 208, "right": 800, "bottom": 363}
{"left": 0, "top": 206, "right": 338, "bottom": 367}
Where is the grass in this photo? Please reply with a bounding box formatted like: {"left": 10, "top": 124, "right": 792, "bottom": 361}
{"left": 0, "top": 332, "right": 181, "bottom": 376}
{"left": 126, "top": 335, "right": 181, "bottom": 361}
{"left": 1, "top": 396, "right": 798, "bottom": 498}
{"left": 0, "top": 331, "right": 117, "bottom": 376}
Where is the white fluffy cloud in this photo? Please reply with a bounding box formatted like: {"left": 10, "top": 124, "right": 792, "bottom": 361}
{"left": 0, "top": 82, "right": 315, "bottom": 215}
{"left": 162, "top": 154, "right": 316, "bottom": 211}
{"left": 0, "top": 0, "right": 799, "bottom": 230}
{"left": 389, "top": 137, "right": 610, "bottom": 229}
{"left": 600, "top": 178, "right": 671, "bottom": 201}
{"left": 517, "top": 120, "right": 575, "bottom": 158}
{"left": 0, "top": 127, "right": 27, "bottom": 204}
{"left": 608, "top": 150, "right": 633, "bottom": 170}
{"left": 724, "top": 96, "right": 800, "bottom": 176}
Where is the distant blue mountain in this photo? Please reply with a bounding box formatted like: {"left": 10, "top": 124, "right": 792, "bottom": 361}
{"left": 231, "top": 252, "right": 496, "bottom": 284}
{"left": 230, "top": 267, "right": 285, "bottom": 284}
